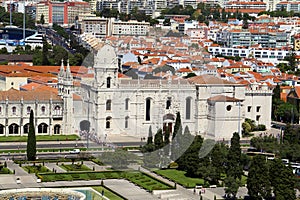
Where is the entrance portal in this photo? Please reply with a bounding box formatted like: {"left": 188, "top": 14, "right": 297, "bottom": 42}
{"left": 163, "top": 113, "right": 175, "bottom": 134}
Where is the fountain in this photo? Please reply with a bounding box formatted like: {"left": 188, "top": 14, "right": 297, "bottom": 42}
{"left": 0, "top": 188, "right": 86, "bottom": 200}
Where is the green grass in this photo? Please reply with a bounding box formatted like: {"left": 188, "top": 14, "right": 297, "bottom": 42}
{"left": 125, "top": 171, "right": 172, "bottom": 191}
{"left": 155, "top": 169, "right": 204, "bottom": 188}
{"left": 92, "top": 186, "right": 124, "bottom": 200}
{"left": 23, "top": 165, "right": 51, "bottom": 173}
{"left": 0, "top": 135, "right": 80, "bottom": 142}
{"left": 38, "top": 171, "right": 173, "bottom": 191}
{"left": 60, "top": 164, "right": 91, "bottom": 171}
{"left": 0, "top": 167, "right": 12, "bottom": 174}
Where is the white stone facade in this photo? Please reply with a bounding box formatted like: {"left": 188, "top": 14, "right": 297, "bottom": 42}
{"left": 76, "top": 45, "right": 273, "bottom": 140}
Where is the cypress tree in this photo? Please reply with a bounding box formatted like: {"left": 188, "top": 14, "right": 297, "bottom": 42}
{"left": 147, "top": 126, "right": 153, "bottom": 145}
{"left": 27, "top": 110, "right": 36, "bottom": 161}
{"left": 172, "top": 112, "right": 182, "bottom": 140}
{"left": 164, "top": 126, "right": 170, "bottom": 145}
{"left": 154, "top": 128, "right": 164, "bottom": 150}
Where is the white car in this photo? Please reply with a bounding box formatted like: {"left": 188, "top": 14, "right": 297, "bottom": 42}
{"left": 16, "top": 178, "right": 21, "bottom": 184}
{"left": 69, "top": 149, "right": 80, "bottom": 154}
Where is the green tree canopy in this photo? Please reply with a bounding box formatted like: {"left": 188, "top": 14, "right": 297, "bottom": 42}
{"left": 27, "top": 110, "right": 36, "bottom": 161}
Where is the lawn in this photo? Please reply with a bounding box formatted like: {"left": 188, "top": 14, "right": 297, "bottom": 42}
{"left": 92, "top": 186, "right": 124, "bottom": 200}
{"left": 23, "top": 165, "right": 51, "bottom": 173}
{"left": 0, "top": 135, "right": 80, "bottom": 142}
{"left": 155, "top": 169, "right": 204, "bottom": 188}
{"left": 60, "top": 163, "right": 91, "bottom": 171}
{"left": 125, "top": 171, "right": 173, "bottom": 191}
{"left": 38, "top": 171, "right": 174, "bottom": 191}
{"left": 0, "top": 165, "right": 12, "bottom": 174}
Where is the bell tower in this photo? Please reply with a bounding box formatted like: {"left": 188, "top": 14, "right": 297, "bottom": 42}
{"left": 94, "top": 44, "right": 118, "bottom": 89}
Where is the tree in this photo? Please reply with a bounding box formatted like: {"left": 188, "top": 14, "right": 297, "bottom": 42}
{"left": 247, "top": 155, "right": 271, "bottom": 200}
{"left": 154, "top": 128, "right": 164, "bottom": 150}
{"left": 164, "top": 126, "right": 170, "bottom": 145}
{"left": 27, "top": 110, "right": 36, "bottom": 161}
{"left": 242, "top": 18, "right": 248, "bottom": 29}
{"left": 176, "top": 135, "right": 203, "bottom": 176}
{"left": 270, "top": 159, "right": 296, "bottom": 200}
{"left": 100, "top": 149, "right": 137, "bottom": 169}
{"left": 225, "top": 132, "right": 243, "bottom": 198}
{"left": 40, "top": 14, "right": 45, "bottom": 25}
{"left": 210, "top": 143, "right": 228, "bottom": 179}
{"left": 224, "top": 176, "right": 240, "bottom": 199}
{"left": 147, "top": 126, "right": 153, "bottom": 145}
{"left": 173, "top": 112, "right": 182, "bottom": 139}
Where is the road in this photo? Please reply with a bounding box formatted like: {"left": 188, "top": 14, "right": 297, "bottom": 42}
{"left": 0, "top": 140, "right": 145, "bottom": 150}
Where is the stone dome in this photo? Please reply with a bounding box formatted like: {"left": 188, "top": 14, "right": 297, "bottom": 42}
{"left": 94, "top": 44, "right": 117, "bottom": 69}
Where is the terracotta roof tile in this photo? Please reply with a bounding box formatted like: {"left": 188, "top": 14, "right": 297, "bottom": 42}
{"left": 188, "top": 75, "right": 236, "bottom": 85}
{"left": 0, "top": 88, "right": 61, "bottom": 101}
{"left": 208, "top": 95, "right": 242, "bottom": 102}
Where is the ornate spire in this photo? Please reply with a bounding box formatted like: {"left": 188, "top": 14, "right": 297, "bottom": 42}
{"left": 59, "top": 59, "right": 65, "bottom": 77}
{"left": 65, "top": 59, "right": 73, "bottom": 80}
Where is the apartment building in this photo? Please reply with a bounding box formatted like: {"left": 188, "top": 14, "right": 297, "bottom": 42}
{"left": 81, "top": 16, "right": 109, "bottom": 38}
{"left": 224, "top": 1, "right": 267, "bottom": 10}
{"left": 276, "top": 2, "right": 300, "bottom": 12}
{"left": 36, "top": 0, "right": 91, "bottom": 26}
{"left": 80, "top": 16, "right": 150, "bottom": 37}
{"left": 208, "top": 45, "right": 293, "bottom": 64}
{"left": 217, "top": 29, "right": 289, "bottom": 48}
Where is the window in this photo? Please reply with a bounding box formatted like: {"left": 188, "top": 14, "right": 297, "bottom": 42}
{"left": 125, "top": 98, "right": 129, "bottom": 110}
{"left": 12, "top": 106, "right": 16, "bottom": 115}
{"left": 54, "top": 106, "right": 61, "bottom": 115}
{"left": 146, "top": 98, "right": 151, "bottom": 121}
{"left": 27, "top": 106, "right": 31, "bottom": 114}
{"left": 38, "top": 123, "right": 48, "bottom": 134}
{"left": 41, "top": 106, "right": 46, "bottom": 114}
{"left": 186, "top": 97, "right": 191, "bottom": 120}
{"left": 0, "top": 124, "right": 3, "bottom": 134}
{"left": 226, "top": 105, "right": 232, "bottom": 111}
{"left": 107, "top": 77, "right": 111, "bottom": 88}
{"left": 256, "top": 115, "right": 261, "bottom": 121}
{"left": 166, "top": 98, "right": 171, "bottom": 109}
{"left": 9, "top": 123, "right": 19, "bottom": 134}
{"left": 106, "top": 117, "right": 112, "bottom": 129}
{"left": 54, "top": 124, "right": 61, "bottom": 134}
{"left": 256, "top": 106, "right": 261, "bottom": 112}
{"left": 0, "top": 106, "right": 2, "bottom": 114}
{"left": 248, "top": 106, "right": 251, "bottom": 112}
{"left": 106, "top": 100, "right": 111, "bottom": 111}
{"left": 125, "top": 116, "right": 129, "bottom": 128}
{"left": 23, "top": 123, "right": 30, "bottom": 134}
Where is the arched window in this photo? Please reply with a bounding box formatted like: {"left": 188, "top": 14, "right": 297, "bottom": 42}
{"left": 106, "top": 100, "right": 111, "bottom": 111}
{"left": 106, "top": 117, "right": 112, "bottom": 129}
{"left": 185, "top": 97, "right": 191, "bottom": 120}
{"left": 146, "top": 98, "right": 151, "bottom": 121}
{"left": 9, "top": 123, "right": 19, "bottom": 134}
{"left": 166, "top": 98, "right": 171, "bottom": 109}
{"left": 41, "top": 106, "right": 46, "bottom": 114}
{"left": 23, "top": 123, "right": 30, "bottom": 134}
{"left": 54, "top": 124, "right": 61, "bottom": 134}
{"left": 107, "top": 77, "right": 111, "bottom": 88}
{"left": 12, "top": 106, "right": 16, "bottom": 115}
{"left": 0, "top": 124, "right": 4, "bottom": 134}
{"left": 125, "top": 116, "right": 129, "bottom": 128}
{"left": 54, "top": 106, "right": 61, "bottom": 115}
{"left": 125, "top": 98, "right": 129, "bottom": 110}
{"left": 27, "top": 106, "right": 31, "bottom": 114}
{"left": 38, "top": 123, "right": 48, "bottom": 134}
